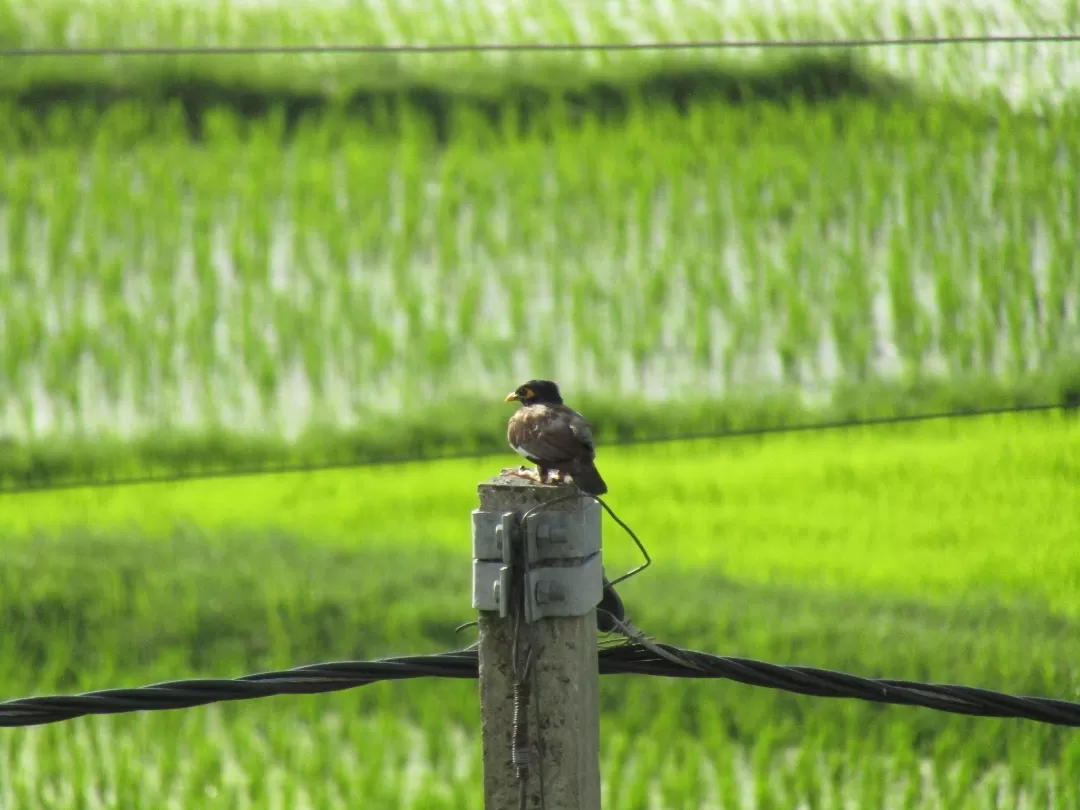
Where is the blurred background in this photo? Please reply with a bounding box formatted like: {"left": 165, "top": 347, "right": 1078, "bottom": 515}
{"left": 1, "top": 0, "right": 1079, "bottom": 807}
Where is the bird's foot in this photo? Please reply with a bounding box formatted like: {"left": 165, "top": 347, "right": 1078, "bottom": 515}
{"left": 547, "top": 469, "right": 567, "bottom": 484}
{"left": 506, "top": 466, "right": 544, "bottom": 484}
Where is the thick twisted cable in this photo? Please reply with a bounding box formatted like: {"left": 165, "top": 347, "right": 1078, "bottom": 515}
{"left": 3, "top": 643, "right": 1079, "bottom": 729}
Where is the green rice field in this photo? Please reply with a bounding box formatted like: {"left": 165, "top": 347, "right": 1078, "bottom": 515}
{"left": 1, "top": 0, "right": 1080, "bottom": 481}
{"left": 2, "top": 413, "right": 1079, "bottom": 808}
{"left": 3, "top": 0, "right": 1080, "bottom": 806}
{"left": 3, "top": 73, "right": 1080, "bottom": 483}
{"left": 3, "top": 98, "right": 1077, "bottom": 438}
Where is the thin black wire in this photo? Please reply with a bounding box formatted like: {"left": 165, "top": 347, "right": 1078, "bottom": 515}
{"left": 1, "top": 33, "right": 1079, "bottom": 58}
{"left": 511, "top": 624, "right": 537, "bottom": 810}
{"left": 509, "top": 515, "right": 536, "bottom": 810}
{"left": 594, "top": 496, "right": 650, "bottom": 588}
{"left": 3, "top": 641, "right": 1079, "bottom": 729}
{"left": 0, "top": 402, "right": 1065, "bottom": 497}
{"left": 517, "top": 488, "right": 651, "bottom": 588}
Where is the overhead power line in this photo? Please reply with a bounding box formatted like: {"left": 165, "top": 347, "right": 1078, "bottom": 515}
{"left": 0, "top": 402, "right": 1066, "bottom": 497}
{"left": 2, "top": 640, "right": 1078, "bottom": 729}
{"left": 0, "top": 402, "right": 1066, "bottom": 496}
{"left": 0, "top": 33, "right": 1078, "bottom": 58}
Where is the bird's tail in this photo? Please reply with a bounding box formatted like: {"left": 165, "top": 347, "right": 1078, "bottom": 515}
{"left": 572, "top": 461, "right": 608, "bottom": 496}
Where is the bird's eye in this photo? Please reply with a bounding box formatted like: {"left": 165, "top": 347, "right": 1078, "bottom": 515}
{"left": 521, "top": 387, "right": 534, "bottom": 399}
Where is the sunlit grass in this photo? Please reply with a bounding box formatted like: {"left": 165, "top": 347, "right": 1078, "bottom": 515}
{"left": 2, "top": 704, "right": 1074, "bottom": 810}
{"left": 2, "top": 421, "right": 1078, "bottom": 807}
{"left": 4, "top": 411, "right": 1077, "bottom": 614}
{"left": 2, "top": 414, "right": 1077, "bottom": 808}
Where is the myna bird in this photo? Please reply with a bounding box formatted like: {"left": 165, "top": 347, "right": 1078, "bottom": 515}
{"left": 504, "top": 379, "right": 608, "bottom": 496}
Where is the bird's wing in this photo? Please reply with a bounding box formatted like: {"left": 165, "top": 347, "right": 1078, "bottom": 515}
{"left": 564, "top": 409, "right": 597, "bottom": 461}
{"left": 510, "top": 406, "right": 593, "bottom": 464}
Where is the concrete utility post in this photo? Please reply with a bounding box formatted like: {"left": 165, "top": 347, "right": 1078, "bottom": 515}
{"left": 472, "top": 471, "right": 603, "bottom": 810}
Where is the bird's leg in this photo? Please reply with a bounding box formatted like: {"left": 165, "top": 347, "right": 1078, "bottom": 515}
{"left": 536, "top": 465, "right": 550, "bottom": 484}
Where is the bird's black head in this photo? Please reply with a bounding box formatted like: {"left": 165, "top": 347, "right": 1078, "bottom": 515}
{"left": 505, "top": 379, "right": 563, "bottom": 406}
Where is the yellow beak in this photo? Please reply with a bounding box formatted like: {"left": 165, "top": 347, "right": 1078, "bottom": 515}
{"left": 505, "top": 392, "right": 519, "bottom": 402}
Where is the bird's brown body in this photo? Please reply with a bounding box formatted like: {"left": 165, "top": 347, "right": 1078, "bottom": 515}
{"left": 504, "top": 379, "right": 607, "bottom": 496}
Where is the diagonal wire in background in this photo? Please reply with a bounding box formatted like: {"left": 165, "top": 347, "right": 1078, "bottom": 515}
{"left": 1, "top": 33, "right": 1079, "bottom": 57}
{"left": 0, "top": 402, "right": 1068, "bottom": 496}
